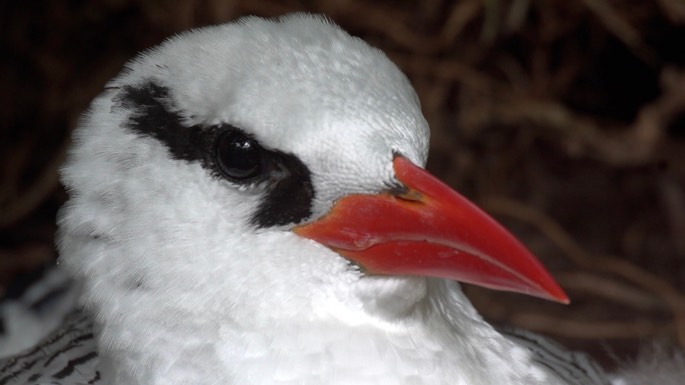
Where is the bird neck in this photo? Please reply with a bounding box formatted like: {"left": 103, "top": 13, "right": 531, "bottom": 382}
{"left": 86, "top": 275, "right": 560, "bottom": 385}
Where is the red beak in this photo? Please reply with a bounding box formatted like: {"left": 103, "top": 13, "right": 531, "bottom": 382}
{"left": 294, "top": 155, "right": 569, "bottom": 303}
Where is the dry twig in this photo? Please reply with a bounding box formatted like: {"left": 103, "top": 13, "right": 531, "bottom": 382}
{"left": 484, "top": 197, "right": 685, "bottom": 348}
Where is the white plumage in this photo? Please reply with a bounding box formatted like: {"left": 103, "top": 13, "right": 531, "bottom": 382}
{"left": 4, "top": 13, "right": 676, "bottom": 385}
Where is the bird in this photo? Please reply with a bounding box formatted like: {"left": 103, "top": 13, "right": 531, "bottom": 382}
{"left": 0, "top": 12, "right": 657, "bottom": 385}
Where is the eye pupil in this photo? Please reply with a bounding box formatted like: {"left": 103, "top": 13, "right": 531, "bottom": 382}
{"left": 215, "top": 130, "right": 262, "bottom": 180}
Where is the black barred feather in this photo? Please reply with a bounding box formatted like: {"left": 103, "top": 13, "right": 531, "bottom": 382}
{"left": 498, "top": 326, "right": 611, "bottom": 385}
{"left": 0, "top": 311, "right": 99, "bottom": 385}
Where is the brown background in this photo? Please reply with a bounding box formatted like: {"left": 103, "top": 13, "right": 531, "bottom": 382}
{"left": 2, "top": 0, "right": 684, "bottom": 369}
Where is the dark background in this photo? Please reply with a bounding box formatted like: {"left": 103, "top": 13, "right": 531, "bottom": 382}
{"left": 1, "top": 0, "right": 684, "bottom": 369}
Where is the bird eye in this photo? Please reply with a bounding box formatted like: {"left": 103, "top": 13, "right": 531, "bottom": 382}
{"left": 214, "top": 130, "right": 263, "bottom": 181}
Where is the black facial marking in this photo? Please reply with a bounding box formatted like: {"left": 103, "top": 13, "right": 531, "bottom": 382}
{"left": 386, "top": 182, "right": 409, "bottom": 197}
{"left": 251, "top": 151, "right": 314, "bottom": 228}
{"left": 113, "top": 79, "right": 314, "bottom": 228}
{"left": 113, "top": 81, "right": 212, "bottom": 163}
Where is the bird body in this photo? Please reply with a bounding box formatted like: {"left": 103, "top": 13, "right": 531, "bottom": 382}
{"left": 1, "top": 13, "right": 619, "bottom": 385}
{"left": 2, "top": 282, "right": 589, "bottom": 385}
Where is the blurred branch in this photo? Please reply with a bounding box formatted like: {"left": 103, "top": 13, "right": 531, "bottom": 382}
{"left": 0, "top": 142, "right": 67, "bottom": 228}
{"left": 581, "top": 0, "right": 657, "bottom": 65}
{"left": 556, "top": 272, "right": 667, "bottom": 312}
{"left": 495, "top": 98, "right": 662, "bottom": 166}
{"left": 510, "top": 312, "right": 670, "bottom": 339}
{"left": 658, "top": 0, "right": 685, "bottom": 24}
{"left": 659, "top": 176, "right": 685, "bottom": 256}
{"left": 484, "top": 197, "right": 685, "bottom": 348}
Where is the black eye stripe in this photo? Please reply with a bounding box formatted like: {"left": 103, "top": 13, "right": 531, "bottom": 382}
{"left": 113, "top": 79, "right": 314, "bottom": 228}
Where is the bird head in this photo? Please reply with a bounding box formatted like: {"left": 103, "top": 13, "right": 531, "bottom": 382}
{"left": 58, "top": 14, "right": 566, "bottom": 327}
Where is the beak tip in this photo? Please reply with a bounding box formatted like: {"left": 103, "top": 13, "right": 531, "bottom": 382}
{"left": 555, "top": 292, "right": 571, "bottom": 305}
{"left": 548, "top": 293, "right": 571, "bottom": 305}
{"left": 541, "top": 285, "right": 570, "bottom": 304}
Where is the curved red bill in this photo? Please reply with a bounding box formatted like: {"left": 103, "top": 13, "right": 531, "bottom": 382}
{"left": 294, "top": 155, "right": 569, "bottom": 303}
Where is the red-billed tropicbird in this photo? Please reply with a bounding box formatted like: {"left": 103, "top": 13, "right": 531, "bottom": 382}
{"left": 2, "top": 13, "right": 671, "bottom": 385}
